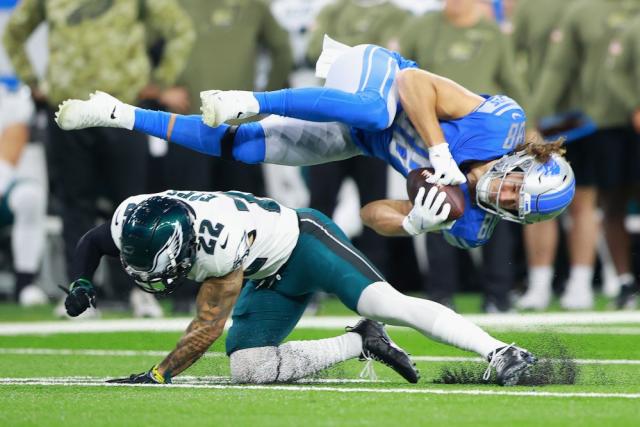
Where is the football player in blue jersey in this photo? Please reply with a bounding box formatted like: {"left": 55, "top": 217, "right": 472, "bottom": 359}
{"left": 55, "top": 37, "right": 575, "bottom": 247}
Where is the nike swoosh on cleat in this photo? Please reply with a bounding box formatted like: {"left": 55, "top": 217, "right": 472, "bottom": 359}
{"left": 110, "top": 106, "right": 117, "bottom": 119}
{"left": 219, "top": 236, "right": 229, "bottom": 250}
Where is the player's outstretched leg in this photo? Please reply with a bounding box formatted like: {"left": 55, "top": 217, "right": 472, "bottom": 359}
{"left": 55, "top": 91, "right": 266, "bottom": 162}
{"left": 357, "top": 282, "right": 537, "bottom": 386}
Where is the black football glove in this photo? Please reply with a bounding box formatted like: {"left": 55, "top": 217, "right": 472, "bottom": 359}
{"left": 58, "top": 279, "right": 96, "bottom": 317}
{"left": 106, "top": 366, "right": 168, "bottom": 384}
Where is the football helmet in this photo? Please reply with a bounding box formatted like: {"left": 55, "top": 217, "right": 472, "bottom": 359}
{"left": 120, "top": 196, "right": 197, "bottom": 294}
{"left": 476, "top": 150, "right": 575, "bottom": 224}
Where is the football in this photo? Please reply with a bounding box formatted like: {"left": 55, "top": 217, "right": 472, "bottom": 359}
{"left": 406, "top": 167, "right": 465, "bottom": 220}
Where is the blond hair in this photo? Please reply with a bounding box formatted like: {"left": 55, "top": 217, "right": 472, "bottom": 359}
{"left": 516, "top": 135, "right": 566, "bottom": 164}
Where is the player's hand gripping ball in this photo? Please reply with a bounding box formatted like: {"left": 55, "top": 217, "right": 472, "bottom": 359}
{"left": 406, "top": 168, "right": 465, "bottom": 221}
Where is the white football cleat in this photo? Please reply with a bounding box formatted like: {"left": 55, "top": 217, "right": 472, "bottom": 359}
{"left": 200, "top": 89, "right": 259, "bottom": 127}
{"left": 55, "top": 91, "right": 134, "bottom": 130}
{"left": 130, "top": 288, "right": 164, "bottom": 318}
{"left": 559, "top": 280, "right": 594, "bottom": 310}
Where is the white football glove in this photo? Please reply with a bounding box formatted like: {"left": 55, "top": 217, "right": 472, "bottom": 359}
{"left": 427, "top": 143, "right": 467, "bottom": 185}
{"left": 402, "top": 187, "right": 456, "bottom": 236}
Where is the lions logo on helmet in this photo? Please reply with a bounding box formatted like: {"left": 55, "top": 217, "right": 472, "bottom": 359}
{"left": 120, "top": 196, "right": 197, "bottom": 294}
{"left": 476, "top": 151, "right": 575, "bottom": 224}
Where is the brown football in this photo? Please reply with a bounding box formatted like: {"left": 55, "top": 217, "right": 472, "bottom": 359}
{"left": 406, "top": 168, "right": 465, "bottom": 220}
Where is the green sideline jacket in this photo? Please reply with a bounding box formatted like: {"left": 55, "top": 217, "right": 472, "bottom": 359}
{"left": 399, "top": 11, "right": 527, "bottom": 109}
{"left": 529, "top": 0, "right": 640, "bottom": 127}
{"left": 606, "top": 13, "right": 640, "bottom": 116}
{"left": 176, "top": 0, "right": 292, "bottom": 112}
{"left": 306, "top": 0, "right": 410, "bottom": 63}
{"left": 3, "top": 0, "right": 195, "bottom": 106}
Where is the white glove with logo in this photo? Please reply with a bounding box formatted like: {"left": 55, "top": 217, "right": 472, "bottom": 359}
{"left": 402, "top": 187, "right": 456, "bottom": 236}
{"left": 427, "top": 143, "right": 467, "bottom": 185}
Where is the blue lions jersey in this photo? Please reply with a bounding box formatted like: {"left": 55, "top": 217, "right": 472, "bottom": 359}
{"left": 351, "top": 94, "right": 526, "bottom": 248}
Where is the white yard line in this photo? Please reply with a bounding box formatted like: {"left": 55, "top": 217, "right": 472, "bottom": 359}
{"left": 1, "top": 312, "right": 640, "bottom": 336}
{"left": 1, "top": 347, "right": 639, "bottom": 366}
{"left": 0, "top": 377, "right": 638, "bottom": 399}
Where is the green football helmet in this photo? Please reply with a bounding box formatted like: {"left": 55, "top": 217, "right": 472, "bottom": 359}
{"left": 120, "top": 196, "right": 197, "bottom": 294}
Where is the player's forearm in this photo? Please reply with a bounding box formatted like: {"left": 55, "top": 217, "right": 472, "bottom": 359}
{"left": 157, "top": 321, "right": 223, "bottom": 378}
{"left": 71, "top": 224, "right": 119, "bottom": 282}
{"left": 361, "top": 200, "right": 412, "bottom": 237}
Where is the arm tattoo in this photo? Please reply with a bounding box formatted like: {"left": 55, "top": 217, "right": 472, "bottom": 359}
{"left": 157, "top": 270, "right": 243, "bottom": 379}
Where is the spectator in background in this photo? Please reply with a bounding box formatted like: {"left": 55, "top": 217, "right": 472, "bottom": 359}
{"left": 525, "top": 0, "right": 640, "bottom": 310}
{"left": 3, "top": 0, "right": 195, "bottom": 317}
{"left": 174, "top": 0, "right": 292, "bottom": 200}
{"left": 400, "top": 0, "right": 528, "bottom": 312}
{"left": 304, "top": 0, "right": 411, "bottom": 280}
{"left": 0, "top": 0, "right": 47, "bottom": 306}
{"left": 151, "top": 0, "right": 292, "bottom": 313}
{"left": 510, "top": 0, "right": 579, "bottom": 311}
{"left": 263, "top": 0, "right": 332, "bottom": 210}
{"left": 606, "top": 12, "right": 640, "bottom": 309}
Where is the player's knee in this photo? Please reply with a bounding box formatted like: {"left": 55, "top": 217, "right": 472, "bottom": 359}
{"left": 229, "top": 347, "right": 279, "bottom": 384}
{"left": 354, "top": 91, "right": 391, "bottom": 131}
{"left": 232, "top": 123, "right": 266, "bottom": 164}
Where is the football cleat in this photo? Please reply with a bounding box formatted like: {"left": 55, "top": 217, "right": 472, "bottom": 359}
{"left": 515, "top": 288, "right": 551, "bottom": 311}
{"left": 346, "top": 319, "right": 420, "bottom": 384}
{"left": 559, "top": 280, "right": 594, "bottom": 310}
{"left": 484, "top": 344, "right": 537, "bottom": 386}
{"left": 615, "top": 282, "right": 639, "bottom": 310}
{"left": 55, "top": 90, "right": 134, "bottom": 130}
{"left": 200, "top": 89, "right": 259, "bottom": 127}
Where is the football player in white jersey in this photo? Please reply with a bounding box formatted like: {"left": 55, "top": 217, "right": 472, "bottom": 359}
{"left": 62, "top": 190, "right": 536, "bottom": 386}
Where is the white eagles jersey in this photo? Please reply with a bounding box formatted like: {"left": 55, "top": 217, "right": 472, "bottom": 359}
{"left": 111, "top": 190, "right": 300, "bottom": 281}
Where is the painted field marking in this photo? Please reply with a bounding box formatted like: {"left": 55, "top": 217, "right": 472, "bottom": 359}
{"left": 0, "top": 377, "right": 638, "bottom": 399}
{"left": 1, "top": 348, "right": 639, "bottom": 366}
{"left": 1, "top": 312, "right": 640, "bottom": 336}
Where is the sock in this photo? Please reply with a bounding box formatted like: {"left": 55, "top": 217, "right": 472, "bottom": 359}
{"left": 229, "top": 333, "right": 362, "bottom": 383}
{"left": 14, "top": 272, "right": 36, "bottom": 301}
{"left": 567, "top": 265, "right": 594, "bottom": 289}
{"left": 527, "top": 266, "right": 553, "bottom": 294}
{"left": 358, "top": 282, "right": 506, "bottom": 359}
{"left": 0, "top": 159, "right": 14, "bottom": 195}
{"left": 276, "top": 333, "right": 363, "bottom": 381}
{"left": 618, "top": 272, "right": 634, "bottom": 286}
{"left": 133, "top": 110, "right": 229, "bottom": 156}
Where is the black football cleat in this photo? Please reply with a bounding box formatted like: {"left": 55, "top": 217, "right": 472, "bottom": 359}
{"left": 615, "top": 282, "right": 639, "bottom": 310}
{"left": 346, "top": 319, "right": 420, "bottom": 383}
{"left": 484, "top": 344, "right": 537, "bottom": 386}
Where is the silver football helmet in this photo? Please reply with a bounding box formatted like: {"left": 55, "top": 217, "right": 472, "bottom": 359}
{"left": 476, "top": 150, "right": 575, "bottom": 224}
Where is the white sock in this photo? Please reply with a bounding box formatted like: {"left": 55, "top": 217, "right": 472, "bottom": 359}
{"left": 527, "top": 266, "right": 553, "bottom": 294}
{"left": 0, "top": 159, "right": 14, "bottom": 194}
{"left": 567, "top": 265, "right": 594, "bottom": 288}
{"left": 229, "top": 333, "right": 363, "bottom": 384}
{"left": 618, "top": 272, "right": 634, "bottom": 286}
{"left": 357, "top": 282, "right": 506, "bottom": 358}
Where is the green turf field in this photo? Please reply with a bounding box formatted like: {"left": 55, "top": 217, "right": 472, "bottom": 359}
{"left": 0, "top": 313, "right": 639, "bottom": 427}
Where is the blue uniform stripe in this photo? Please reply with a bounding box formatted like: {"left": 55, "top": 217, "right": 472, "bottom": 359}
{"left": 536, "top": 178, "right": 576, "bottom": 213}
{"left": 357, "top": 45, "right": 376, "bottom": 92}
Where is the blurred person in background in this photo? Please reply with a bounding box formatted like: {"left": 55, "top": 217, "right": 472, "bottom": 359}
{"left": 3, "top": 0, "right": 195, "bottom": 317}
{"left": 511, "top": 0, "right": 579, "bottom": 311}
{"left": 152, "top": 0, "right": 293, "bottom": 313}
{"left": 606, "top": 12, "right": 640, "bottom": 309}
{"left": 525, "top": 0, "right": 640, "bottom": 310}
{"left": 304, "top": 0, "right": 411, "bottom": 279}
{"left": 399, "top": 0, "right": 528, "bottom": 312}
{"left": 0, "top": 0, "right": 47, "bottom": 306}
